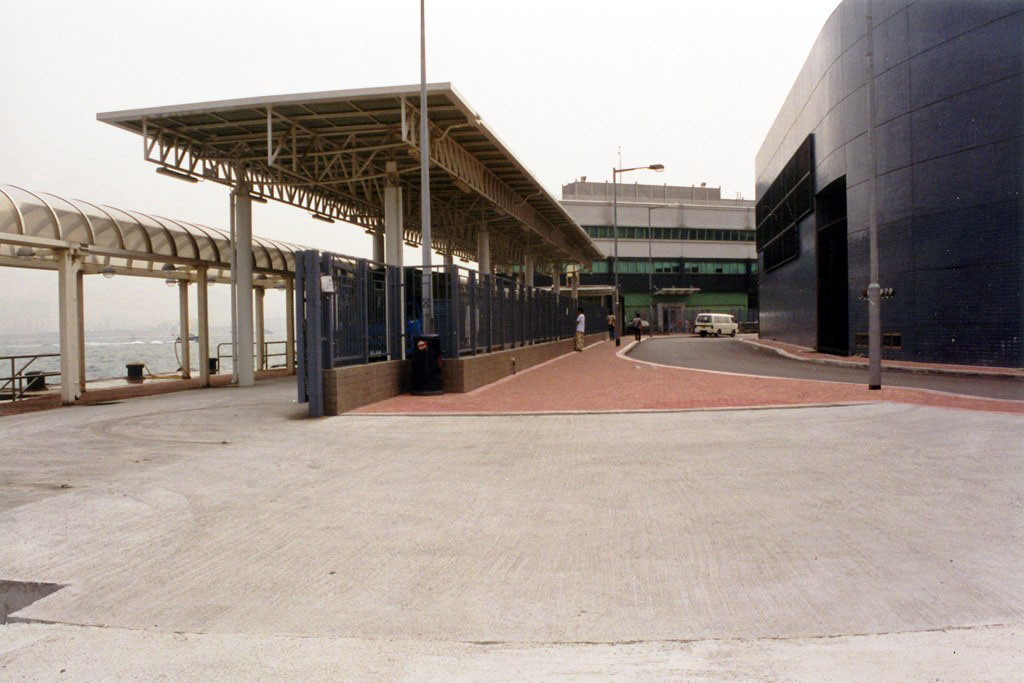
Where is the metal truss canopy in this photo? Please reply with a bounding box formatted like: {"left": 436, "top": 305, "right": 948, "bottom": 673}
{"left": 97, "top": 83, "right": 600, "bottom": 268}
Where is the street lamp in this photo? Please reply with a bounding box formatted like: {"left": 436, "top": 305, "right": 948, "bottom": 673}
{"left": 865, "top": 0, "right": 882, "bottom": 389}
{"left": 647, "top": 203, "right": 678, "bottom": 334}
{"left": 418, "top": 0, "right": 434, "bottom": 336}
{"left": 613, "top": 163, "right": 663, "bottom": 345}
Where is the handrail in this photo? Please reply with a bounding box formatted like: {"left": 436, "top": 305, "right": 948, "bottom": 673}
{"left": 0, "top": 353, "right": 60, "bottom": 401}
{"left": 216, "top": 340, "right": 294, "bottom": 371}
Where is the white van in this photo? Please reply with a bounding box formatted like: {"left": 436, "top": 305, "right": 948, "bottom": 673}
{"left": 694, "top": 313, "right": 738, "bottom": 337}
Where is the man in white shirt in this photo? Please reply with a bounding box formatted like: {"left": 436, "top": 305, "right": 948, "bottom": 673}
{"left": 575, "top": 308, "right": 586, "bottom": 351}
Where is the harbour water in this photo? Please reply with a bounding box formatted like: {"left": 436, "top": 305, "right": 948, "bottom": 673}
{"left": 0, "top": 327, "right": 247, "bottom": 382}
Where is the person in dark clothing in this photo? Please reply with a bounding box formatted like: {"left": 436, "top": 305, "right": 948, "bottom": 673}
{"left": 631, "top": 313, "right": 644, "bottom": 342}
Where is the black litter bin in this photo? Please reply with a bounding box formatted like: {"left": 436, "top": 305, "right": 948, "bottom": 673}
{"left": 410, "top": 334, "right": 444, "bottom": 396}
{"left": 208, "top": 357, "right": 219, "bottom": 375}
{"left": 126, "top": 362, "right": 145, "bottom": 383}
{"left": 24, "top": 370, "right": 46, "bottom": 392}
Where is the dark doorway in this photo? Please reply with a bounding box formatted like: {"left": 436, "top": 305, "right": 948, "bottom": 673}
{"left": 816, "top": 177, "right": 849, "bottom": 355}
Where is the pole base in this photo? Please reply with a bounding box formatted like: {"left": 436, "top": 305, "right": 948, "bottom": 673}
{"left": 868, "top": 384, "right": 881, "bottom": 390}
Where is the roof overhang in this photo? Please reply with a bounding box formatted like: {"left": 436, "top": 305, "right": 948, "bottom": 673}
{"left": 0, "top": 184, "right": 304, "bottom": 284}
{"left": 98, "top": 83, "right": 600, "bottom": 267}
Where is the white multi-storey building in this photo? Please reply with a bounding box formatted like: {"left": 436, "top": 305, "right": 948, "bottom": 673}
{"left": 559, "top": 181, "right": 756, "bottom": 332}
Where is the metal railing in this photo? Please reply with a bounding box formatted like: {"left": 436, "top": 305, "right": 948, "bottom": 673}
{"left": 1, "top": 353, "right": 60, "bottom": 401}
{"left": 406, "top": 264, "right": 608, "bottom": 358}
{"left": 216, "top": 340, "right": 294, "bottom": 372}
{"left": 294, "top": 250, "right": 609, "bottom": 417}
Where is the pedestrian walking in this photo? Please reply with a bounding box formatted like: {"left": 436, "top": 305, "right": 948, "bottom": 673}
{"left": 606, "top": 312, "right": 616, "bottom": 340}
{"left": 575, "top": 308, "right": 586, "bottom": 351}
{"left": 631, "top": 313, "right": 644, "bottom": 342}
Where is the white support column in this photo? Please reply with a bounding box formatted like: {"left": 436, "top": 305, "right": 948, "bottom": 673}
{"left": 285, "top": 277, "right": 296, "bottom": 375}
{"left": 523, "top": 254, "right": 534, "bottom": 287}
{"left": 384, "top": 163, "right": 405, "bottom": 360}
{"left": 197, "top": 266, "right": 210, "bottom": 387}
{"left": 552, "top": 261, "right": 561, "bottom": 296}
{"left": 571, "top": 265, "right": 579, "bottom": 300}
{"left": 57, "top": 249, "right": 81, "bottom": 404}
{"left": 76, "top": 269, "right": 85, "bottom": 391}
{"left": 477, "top": 224, "right": 490, "bottom": 275}
{"left": 233, "top": 180, "right": 255, "bottom": 386}
{"left": 178, "top": 280, "right": 191, "bottom": 379}
{"left": 372, "top": 226, "right": 385, "bottom": 263}
{"left": 254, "top": 286, "right": 266, "bottom": 371}
{"left": 384, "top": 162, "right": 404, "bottom": 269}
{"left": 443, "top": 252, "right": 454, "bottom": 268}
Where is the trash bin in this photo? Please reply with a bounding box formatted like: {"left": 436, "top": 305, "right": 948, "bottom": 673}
{"left": 24, "top": 370, "right": 46, "bottom": 392}
{"left": 126, "top": 362, "right": 145, "bottom": 383}
{"left": 208, "top": 357, "right": 219, "bottom": 375}
{"left": 410, "top": 334, "right": 443, "bottom": 396}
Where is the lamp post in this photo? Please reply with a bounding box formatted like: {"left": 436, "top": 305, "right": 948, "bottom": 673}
{"left": 613, "top": 163, "right": 663, "bottom": 346}
{"left": 419, "top": 0, "right": 434, "bottom": 335}
{"left": 865, "top": 0, "right": 882, "bottom": 389}
{"left": 647, "top": 203, "right": 678, "bottom": 335}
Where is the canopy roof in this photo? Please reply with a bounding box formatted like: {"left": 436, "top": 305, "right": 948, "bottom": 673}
{"left": 0, "top": 184, "right": 302, "bottom": 283}
{"left": 97, "top": 83, "right": 600, "bottom": 267}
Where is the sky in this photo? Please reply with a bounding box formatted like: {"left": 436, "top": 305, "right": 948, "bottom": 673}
{"left": 0, "top": 0, "right": 841, "bottom": 336}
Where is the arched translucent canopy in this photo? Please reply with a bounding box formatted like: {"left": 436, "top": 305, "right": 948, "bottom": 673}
{"left": 0, "top": 184, "right": 306, "bottom": 283}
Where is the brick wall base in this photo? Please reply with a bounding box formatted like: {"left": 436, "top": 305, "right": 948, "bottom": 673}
{"left": 442, "top": 333, "right": 606, "bottom": 393}
{"left": 323, "top": 359, "right": 410, "bottom": 415}
{"left": 321, "top": 334, "right": 606, "bottom": 414}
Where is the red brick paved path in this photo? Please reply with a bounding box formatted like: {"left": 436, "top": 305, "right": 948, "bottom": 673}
{"left": 355, "top": 340, "right": 1024, "bottom": 415}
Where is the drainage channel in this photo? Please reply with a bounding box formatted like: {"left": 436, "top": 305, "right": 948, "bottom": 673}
{"left": 1, "top": 580, "right": 65, "bottom": 624}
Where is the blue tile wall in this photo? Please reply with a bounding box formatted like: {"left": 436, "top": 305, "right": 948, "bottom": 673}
{"left": 910, "top": 75, "right": 1023, "bottom": 163}
{"left": 755, "top": 0, "right": 1024, "bottom": 367}
{"left": 907, "top": 0, "right": 1022, "bottom": 57}
{"left": 909, "top": 11, "right": 1024, "bottom": 109}
{"left": 759, "top": 216, "right": 818, "bottom": 349}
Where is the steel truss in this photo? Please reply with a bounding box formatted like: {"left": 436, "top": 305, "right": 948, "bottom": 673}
{"left": 124, "top": 88, "right": 596, "bottom": 269}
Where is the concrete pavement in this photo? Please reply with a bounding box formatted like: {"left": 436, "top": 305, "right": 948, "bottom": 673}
{"left": 1, "top": 376, "right": 1023, "bottom": 678}
{"left": 3, "top": 622, "right": 1021, "bottom": 680}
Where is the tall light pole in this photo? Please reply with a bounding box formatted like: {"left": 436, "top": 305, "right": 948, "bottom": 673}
{"left": 613, "top": 163, "right": 664, "bottom": 346}
{"left": 647, "top": 203, "right": 678, "bottom": 334}
{"left": 419, "top": 0, "right": 434, "bottom": 335}
{"left": 865, "top": 0, "right": 881, "bottom": 388}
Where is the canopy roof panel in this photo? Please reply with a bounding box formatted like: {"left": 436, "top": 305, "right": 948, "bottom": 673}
{"left": 0, "top": 184, "right": 304, "bottom": 282}
{"left": 97, "top": 83, "right": 600, "bottom": 267}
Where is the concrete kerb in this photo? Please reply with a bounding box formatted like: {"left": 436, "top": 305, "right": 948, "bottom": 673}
{"left": 346, "top": 402, "right": 874, "bottom": 417}
{"left": 622, "top": 338, "right": 1024, "bottom": 408}
{"left": 739, "top": 337, "right": 1024, "bottom": 380}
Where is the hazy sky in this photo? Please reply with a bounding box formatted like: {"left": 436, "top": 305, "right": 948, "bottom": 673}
{"left": 0, "top": 0, "right": 841, "bottom": 336}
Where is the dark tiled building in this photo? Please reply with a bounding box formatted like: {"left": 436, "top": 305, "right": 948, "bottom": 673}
{"left": 755, "top": 0, "right": 1023, "bottom": 366}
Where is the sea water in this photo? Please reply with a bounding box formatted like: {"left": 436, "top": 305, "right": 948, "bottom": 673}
{"left": 0, "top": 328, "right": 241, "bottom": 382}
